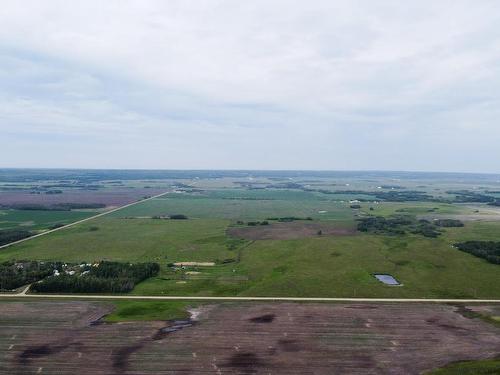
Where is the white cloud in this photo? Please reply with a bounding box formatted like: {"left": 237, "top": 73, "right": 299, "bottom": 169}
{"left": 0, "top": 0, "right": 500, "bottom": 171}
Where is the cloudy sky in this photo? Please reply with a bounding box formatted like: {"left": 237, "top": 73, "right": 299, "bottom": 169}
{"left": 1, "top": 1, "right": 500, "bottom": 172}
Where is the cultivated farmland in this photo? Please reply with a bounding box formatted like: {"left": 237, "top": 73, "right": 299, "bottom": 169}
{"left": 1, "top": 301, "right": 499, "bottom": 374}
{"left": 1, "top": 170, "right": 500, "bottom": 299}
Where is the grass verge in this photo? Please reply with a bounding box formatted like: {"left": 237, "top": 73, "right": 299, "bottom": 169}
{"left": 427, "top": 358, "right": 500, "bottom": 374}
{"left": 105, "top": 300, "right": 195, "bottom": 322}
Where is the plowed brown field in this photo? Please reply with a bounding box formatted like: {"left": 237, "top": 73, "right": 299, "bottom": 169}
{"left": 227, "top": 222, "right": 356, "bottom": 240}
{"left": 1, "top": 301, "right": 499, "bottom": 374}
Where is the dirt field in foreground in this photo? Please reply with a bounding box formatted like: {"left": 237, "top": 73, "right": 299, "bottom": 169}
{"left": 227, "top": 221, "right": 356, "bottom": 240}
{"left": 1, "top": 301, "right": 499, "bottom": 375}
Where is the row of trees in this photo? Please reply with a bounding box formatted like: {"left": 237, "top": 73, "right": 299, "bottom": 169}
{"left": 1, "top": 203, "right": 106, "bottom": 211}
{"left": 31, "top": 261, "right": 160, "bottom": 293}
{"left": 151, "top": 214, "right": 188, "bottom": 220}
{"left": 31, "top": 274, "right": 137, "bottom": 293}
{"left": 0, "top": 260, "right": 59, "bottom": 291}
{"left": 91, "top": 261, "right": 159, "bottom": 280}
{"left": 0, "top": 230, "right": 32, "bottom": 246}
{"left": 266, "top": 217, "right": 313, "bottom": 222}
{"left": 455, "top": 241, "right": 500, "bottom": 265}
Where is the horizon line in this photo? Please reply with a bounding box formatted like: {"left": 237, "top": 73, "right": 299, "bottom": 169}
{"left": 0, "top": 167, "right": 499, "bottom": 176}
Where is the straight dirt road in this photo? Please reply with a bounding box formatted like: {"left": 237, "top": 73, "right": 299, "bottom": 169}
{"left": 1, "top": 292, "right": 499, "bottom": 303}
{"left": 0, "top": 190, "right": 170, "bottom": 250}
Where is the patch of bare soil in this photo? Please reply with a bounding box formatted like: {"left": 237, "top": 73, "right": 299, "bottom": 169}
{"left": 227, "top": 221, "right": 356, "bottom": 240}
{"left": 1, "top": 302, "right": 500, "bottom": 374}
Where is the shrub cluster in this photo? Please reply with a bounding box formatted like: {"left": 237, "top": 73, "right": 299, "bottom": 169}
{"left": 266, "top": 217, "right": 313, "bottom": 222}
{"left": 246, "top": 221, "right": 269, "bottom": 226}
{"left": 169, "top": 214, "right": 188, "bottom": 220}
{"left": 357, "top": 215, "right": 442, "bottom": 238}
{"left": 434, "top": 219, "right": 464, "bottom": 228}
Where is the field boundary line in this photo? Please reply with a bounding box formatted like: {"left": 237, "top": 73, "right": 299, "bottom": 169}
{"left": 1, "top": 293, "right": 500, "bottom": 303}
{"left": 0, "top": 191, "right": 170, "bottom": 250}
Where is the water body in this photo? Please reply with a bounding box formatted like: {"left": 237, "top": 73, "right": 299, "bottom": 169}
{"left": 374, "top": 274, "right": 400, "bottom": 285}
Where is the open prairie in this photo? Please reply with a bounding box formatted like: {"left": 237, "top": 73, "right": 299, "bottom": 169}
{"left": 0, "top": 209, "right": 95, "bottom": 231}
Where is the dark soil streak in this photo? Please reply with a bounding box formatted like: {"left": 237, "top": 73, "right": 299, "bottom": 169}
{"left": 223, "top": 352, "right": 265, "bottom": 374}
{"left": 426, "top": 317, "right": 470, "bottom": 332}
{"left": 112, "top": 344, "right": 145, "bottom": 372}
{"left": 345, "top": 305, "right": 379, "bottom": 310}
{"left": 249, "top": 314, "right": 275, "bottom": 323}
{"left": 277, "top": 339, "right": 302, "bottom": 352}
{"left": 18, "top": 342, "right": 82, "bottom": 365}
{"left": 152, "top": 320, "right": 194, "bottom": 340}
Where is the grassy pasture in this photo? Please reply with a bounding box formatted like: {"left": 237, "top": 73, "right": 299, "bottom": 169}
{"left": 0, "top": 209, "right": 95, "bottom": 231}
{"left": 116, "top": 193, "right": 356, "bottom": 221}
{"left": 105, "top": 300, "right": 192, "bottom": 322}
{"left": 0, "top": 217, "right": 233, "bottom": 263}
{"left": 427, "top": 358, "right": 500, "bottom": 374}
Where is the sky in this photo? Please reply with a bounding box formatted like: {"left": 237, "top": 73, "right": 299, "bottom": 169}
{"left": 1, "top": 1, "right": 500, "bottom": 172}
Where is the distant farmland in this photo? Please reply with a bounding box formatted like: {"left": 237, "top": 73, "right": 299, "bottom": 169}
{"left": 0, "top": 187, "right": 166, "bottom": 208}
{"left": 1, "top": 186, "right": 500, "bottom": 298}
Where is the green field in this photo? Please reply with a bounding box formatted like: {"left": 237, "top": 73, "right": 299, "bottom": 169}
{"left": 116, "top": 189, "right": 355, "bottom": 221}
{"left": 1, "top": 185, "right": 500, "bottom": 298}
{"left": 104, "top": 300, "right": 193, "bottom": 322}
{"left": 0, "top": 209, "right": 96, "bottom": 231}
{"left": 427, "top": 358, "right": 500, "bottom": 374}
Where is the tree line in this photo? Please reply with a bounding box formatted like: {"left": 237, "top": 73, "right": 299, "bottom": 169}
{"left": 0, "top": 260, "right": 61, "bottom": 291}
{"left": 455, "top": 241, "right": 500, "bottom": 264}
{"left": 1, "top": 203, "right": 106, "bottom": 211}
{"left": 0, "top": 230, "right": 32, "bottom": 246}
{"left": 30, "top": 261, "right": 159, "bottom": 293}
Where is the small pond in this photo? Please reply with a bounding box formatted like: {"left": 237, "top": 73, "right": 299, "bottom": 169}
{"left": 373, "top": 274, "right": 401, "bottom": 286}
